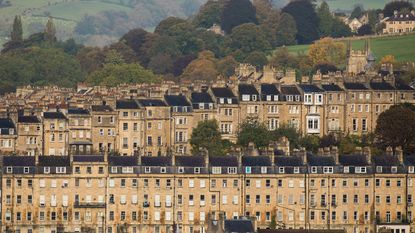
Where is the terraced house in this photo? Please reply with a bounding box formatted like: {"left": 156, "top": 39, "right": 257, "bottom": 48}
{"left": 2, "top": 147, "right": 415, "bottom": 233}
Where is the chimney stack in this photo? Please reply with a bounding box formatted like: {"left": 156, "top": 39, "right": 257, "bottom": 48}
{"left": 331, "top": 146, "right": 339, "bottom": 165}
{"left": 363, "top": 147, "right": 372, "bottom": 164}
{"left": 386, "top": 146, "right": 393, "bottom": 156}
{"left": 395, "top": 146, "right": 404, "bottom": 164}
{"left": 300, "top": 147, "right": 307, "bottom": 165}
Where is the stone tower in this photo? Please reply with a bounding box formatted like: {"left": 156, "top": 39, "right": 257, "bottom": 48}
{"left": 346, "top": 39, "right": 370, "bottom": 75}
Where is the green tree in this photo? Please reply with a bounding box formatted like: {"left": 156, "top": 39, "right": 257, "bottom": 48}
{"left": 86, "top": 63, "right": 160, "bottom": 86}
{"left": 282, "top": 0, "right": 319, "bottom": 44}
{"left": 350, "top": 5, "right": 364, "bottom": 19}
{"left": 120, "top": 28, "right": 150, "bottom": 56}
{"left": 383, "top": 1, "right": 413, "bottom": 17}
{"left": 220, "top": 0, "right": 258, "bottom": 34}
{"left": 238, "top": 120, "right": 272, "bottom": 148}
{"left": 217, "top": 55, "right": 238, "bottom": 77}
{"left": 44, "top": 17, "right": 56, "bottom": 43}
{"left": 154, "top": 17, "right": 187, "bottom": 35}
{"left": 272, "top": 124, "right": 302, "bottom": 150}
{"left": 357, "top": 24, "right": 373, "bottom": 36}
{"left": 190, "top": 120, "right": 230, "bottom": 156}
{"left": 375, "top": 104, "right": 415, "bottom": 153}
{"left": 317, "top": 2, "right": 333, "bottom": 37}
{"left": 243, "top": 51, "right": 268, "bottom": 68}
{"left": 269, "top": 47, "right": 299, "bottom": 69}
{"left": 104, "top": 49, "right": 125, "bottom": 65}
{"left": 226, "top": 23, "right": 270, "bottom": 61}
{"left": 11, "top": 15, "right": 23, "bottom": 42}
{"left": 193, "top": 0, "right": 224, "bottom": 28}
{"left": 274, "top": 13, "right": 297, "bottom": 46}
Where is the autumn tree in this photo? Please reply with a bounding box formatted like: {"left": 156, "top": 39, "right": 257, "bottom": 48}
{"left": 220, "top": 0, "right": 258, "bottom": 34}
{"left": 308, "top": 37, "right": 346, "bottom": 67}
{"left": 181, "top": 50, "right": 218, "bottom": 82}
{"left": 120, "top": 28, "right": 149, "bottom": 56}
{"left": 269, "top": 47, "right": 299, "bottom": 69}
{"left": 217, "top": 55, "right": 238, "bottom": 77}
{"left": 375, "top": 104, "right": 415, "bottom": 153}
{"left": 11, "top": 15, "right": 23, "bottom": 42}
{"left": 380, "top": 55, "right": 397, "bottom": 65}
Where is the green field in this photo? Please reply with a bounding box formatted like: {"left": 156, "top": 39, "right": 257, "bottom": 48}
{"left": 318, "top": 0, "right": 392, "bottom": 11}
{"left": 283, "top": 34, "right": 415, "bottom": 62}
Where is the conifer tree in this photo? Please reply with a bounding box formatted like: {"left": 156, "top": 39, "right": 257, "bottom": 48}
{"left": 44, "top": 17, "right": 56, "bottom": 43}
{"left": 11, "top": 15, "right": 23, "bottom": 42}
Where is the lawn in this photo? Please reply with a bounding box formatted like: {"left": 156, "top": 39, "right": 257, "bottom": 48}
{"left": 282, "top": 34, "right": 415, "bottom": 62}
{"left": 317, "top": 0, "right": 391, "bottom": 11}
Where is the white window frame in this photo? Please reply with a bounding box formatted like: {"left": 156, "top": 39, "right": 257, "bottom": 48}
{"left": 144, "top": 167, "right": 151, "bottom": 173}
{"left": 227, "top": 167, "right": 237, "bottom": 174}
{"left": 323, "top": 167, "right": 333, "bottom": 174}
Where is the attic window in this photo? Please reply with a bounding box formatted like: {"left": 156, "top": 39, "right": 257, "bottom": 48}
{"left": 311, "top": 166, "right": 317, "bottom": 173}
{"left": 227, "top": 98, "right": 232, "bottom": 104}
{"left": 144, "top": 167, "right": 151, "bottom": 173}
{"left": 194, "top": 167, "right": 201, "bottom": 174}
{"left": 160, "top": 167, "right": 167, "bottom": 173}
{"left": 178, "top": 167, "right": 184, "bottom": 173}
{"left": 376, "top": 166, "right": 383, "bottom": 173}
{"left": 409, "top": 166, "right": 415, "bottom": 174}
{"left": 56, "top": 167, "right": 66, "bottom": 174}
{"left": 23, "top": 167, "right": 29, "bottom": 174}
{"left": 278, "top": 167, "right": 285, "bottom": 174}
{"left": 355, "top": 167, "right": 367, "bottom": 174}
{"left": 242, "top": 95, "right": 250, "bottom": 101}
{"left": 391, "top": 166, "right": 398, "bottom": 174}
{"left": 245, "top": 167, "right": 252, "bottom": 174}
{"left": 261, "top": 167, "right": 268, "bottom": 174}
{"left": 274, "top": 95, "right": 279, "bottom": 101}
{"left": 219, "top": 98, "right": 224, "bottom": 104}
{"left": 111, "top": 167, "right": 117, "bottom": 173}
{"left": 6, "top": 167, "right": 12, "bottom": 173}
{"left": 44, "top": 167, "right": 50, "bottom": 174}
{"left": 227, "top": 167, "right": 237, "bottom": 174}
{"left": 323, "top": 167, "right": 333, "bottom": 174}
{"left": 252, "top": 95, "right": 257, "bottom": 101}
{"left": 343, "top": 166, "right": 350, "bottom": 173}
{"left": 122, "top": 167, "right": 133, "bottom": 174}
{"left": 266, "top": 95, "right": 271, "bottom": 101}
{"left": 212, "top": 167, "right": 221, "bottom": 174}
{"left": 294, "top": 167, "right": 300, "bottom": 174}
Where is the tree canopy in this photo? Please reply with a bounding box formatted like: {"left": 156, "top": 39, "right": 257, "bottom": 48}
{"left": 190, "top": 120, "right": 231, "bottom": 156}
{"left": 238, "top": 120, "right": 272, "bottom": 148}
{"left": 220, "top": 0, "right": 258, "bottom": 34}
{"left": 308, "top": 37, "right": 346, "bottom": 67}
{"left": 383, "top": 1, "right": 414, "bottom": 17}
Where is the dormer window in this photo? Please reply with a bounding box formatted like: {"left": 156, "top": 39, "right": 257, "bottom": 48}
{"left": 178, "top": 167, "right": 184, "bottom": 173}
{"left": 274, "top": 95, "right": 279, "bottom": 101}
{"left": 199, "top": 103, "right": 204, "bottom": 109}
{"left": 144, "top": 167, "right": 151, "bottom": 173}
{"left": 227, "top": 98, "right": 232, "bottom": 104}
{"left": 212, "top": 167, "right": 221, "bottom": 174}
{"left": 376, "top": 166, "right": 383, "bottom": 173}
{"left": 315, "top": 94, "right": 323, "bottom": 104}
{"left": 9, "top": 129, "right": 14, "bottom": 135}
{"left": 194, "top": 167, "right": 201, "bottom": 174}
{"left": 391, "top": 166, "right": 398, "bottom": 173}
{"left": 6, "top": 167, "right": 12, "bottom": 173}
{"left": 56, "top": 167, "right": 66, "bottom": 174}
{"left": 311, "top": 166, "right": 317, "bottom": 173}
{"left": 323, "top": 167, "right": 333, "bottom": 174}
{"left": 242, "top": 95, "right": 250, "bottom": 101}
{"left": 252, "top": 95, "right": 257, "bottom": 101}
{"left": 294, "top": 167, "right": 300, "bottom": 174}
{"left": 266, "top": 95, "right": 271, "bottom": 101}
{"left": 160, "top": 167, "right": 167, "bottom": 173}
{"left": 208, "top": 103, "right": 213, "bottom": 109}
{"left": 343, "top": 166, "right": 350, "bottom": 173}
{"left": 111, "top": 167, "right": 117, "bottom": 173}
{"left": 122, "top": 167, "right": 133, "bottom": 174}
{"left": 304, "top": 94, "right": 312, "bottom": 104}
{"left": 278, "top": 167, "right": 285, "bottom": 174}
{"left": 245, "top": 167, "right": 252, "bottom": 174}
{"left": 228, "top": 167, "right": 237, "bottom": 174}
{"left": 219, "top": 98, "right": 224, "bottom": 104}
{"left": 44, "top": 167, "right": 50, "bottom": 174}
{"left": 409, "top": 166, "right": 414, "bottom": 173}
{"left": 355, "top": 167, "right": 367, "bottom": 174}
{"left": 24, "top": 167, "right": 29, "bottom": 174}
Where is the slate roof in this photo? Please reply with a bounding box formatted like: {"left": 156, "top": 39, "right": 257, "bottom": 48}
{"left": 386, "top": 14, "right": 415, "bottom": 22}
{"left": 321, "top": 84, "right": 343, "bottom": 92}
{"left": 17, "top": 116, "right": 41, "bottom": 123}
{"left": 38, "top": 156, "right": 70, "bottom": 167}
{"left": 238, "top": 84, "right": 259, "bottom": 95}
{"left": 224, "top": 219, "right": 255, "bottom": 233}
{"left": 3, "top": 156, "right": 36, "bottom": 166}
{"left": 43, "top": 112, "right": 67, "bottom": 119}
{"left": 261, "top": 84, "right": 280, "bottom": 96}
{"left": 211, "top": 87, "right": 236, "bottom": 98}
{"left": 395, "top": 82, "right": 414, "bottom": 90}
{"left": 73, "top": 155, "right": 105, "bottom": 163}
{"left": 191, "top": 92, "right": 214, "bottom": 103}
{"left": 280, "top": 86, "right": 300, "bottom": 95}
{"left": 0, "top": 118, "right": 15, "bottom": 128}
{"left": 298, "top": 84, "right": 324, "bottom": 93}
{"left": 137, "top": 99, "right": 167, "bottom": 107}
{"left": 242, "top": 156, "right": 271, "bottom": 166}
{"left": 373, "top": 155, "right": 400, "bottom": 166}
{"left": 164, "top": 95, "right": 191, "bottom": 106}
{"left": 91, "top": 105, "right": 113, "bottom": 112}
{"left": 343, "top": 82, "right": 368, "bottom": 90}
{"left": 307, "top": 154, "right": 336, "bottom": 166}
{"left": 68, "top": 108, "right": 90, "bottom": 115}
{"left": 175, "top": 156, "right": 205, "bottom": 167}
{"left": 258, "top": 229, "right": 345, "bottom": 233}
{"left": 209, "top": 156, "right": 238, "bottom": 167}
{"left": 116, "top": 100, "right": 140, "bottom": 109}
{"left": 109, "top": 156, "right": 138, "bottom": 166}
{"left": 339, "top": 154, "right": 369, "bottom": 166}
{"left": 274, "top": 156, "right": 304, "bottom": 166}
{"left": 405, "top": 155, "right": 415, "bottom": 166}
{"left": 369, "top": 82, "right": 395, "bottom": 90}
{"left": 141, "top": 156, "right": 172, "bottom": 166}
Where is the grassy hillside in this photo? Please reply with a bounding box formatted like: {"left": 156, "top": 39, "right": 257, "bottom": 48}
{"left": 283, "top": 34, "right": 415, "bottom": 62}
{"left": 317, "top": 0, "right": 391, "bottom": 12}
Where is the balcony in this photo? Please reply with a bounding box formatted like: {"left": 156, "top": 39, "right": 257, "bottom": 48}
{"left": 74, "top": 202, "right": 106, "bottom": 208}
